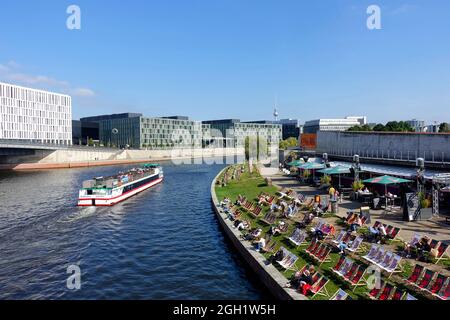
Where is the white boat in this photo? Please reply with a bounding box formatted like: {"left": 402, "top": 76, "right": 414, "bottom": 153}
{"left": 78, "top": 164, "right": 163, "bottom": 206}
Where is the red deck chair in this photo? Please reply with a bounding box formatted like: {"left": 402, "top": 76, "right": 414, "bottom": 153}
{"left": 317, "top": 247, "right": 331, "bottom": 265}
{"left": 350, "top": 265, "right": 366, "bottom": 287}
{"left": 309, "top": 242, "right": 322, "bottom": 256}
{"left": 435, "top": 243, "right": 449, "bottom": 263}
{"left": 429, "top": 274, "right": 447, "bottom": 294}
{"left": 333, "top": 256, "right": 346, "bottom": 271}
{"left": 436, "top": 281, "right": 450, "bottom": 300}
{"left": 378, "top": 283, "right": 394, "bottom": 300}
{"left": 391, "top": 287, "right": 404, "bottom": 300}
{"left": 407, "top": 264, "right": 424, "bottom": 285}
{"left": 344, "top": 263, "right": 358, "bottom": 281}
{"left": 368, "top": 280, "right": 385, "bottom": 299}
{"left": 313, "top": 244, "right": 326, "bottom": 258}
{"left": 389, "top": 227, "right": 400, "bottom": 240}
{"left": 385, "top": 225, "right": 393, "bottom": 236}
{"left": 430, "top": 239, "right": 440, "bottom": 250}
{"left": 418, "top": 269, "right": 435, "bottom": 290}
{"left": 310, "top": 276, "right": 330, "bottom": 298}
{"left": 306, "top": 240, "right": 318, "bottom": 253}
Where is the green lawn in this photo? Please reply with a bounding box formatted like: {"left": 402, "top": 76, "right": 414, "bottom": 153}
{"left": 214, "top": 164, "right": 426, "bottom": 300}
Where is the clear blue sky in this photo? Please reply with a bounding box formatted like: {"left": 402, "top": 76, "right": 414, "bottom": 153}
{"left": 1, "top": 0, "right": 449, "bottom": 124}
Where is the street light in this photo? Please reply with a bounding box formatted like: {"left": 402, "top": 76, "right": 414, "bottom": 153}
{"left": 416, "top": 157, "right": 425, "bottom": 194}
{"left": 352, "top": 154, "right": 361, "bottom": 181}
{"left": 112, "top": 128, "right": 119, "bottom": 148}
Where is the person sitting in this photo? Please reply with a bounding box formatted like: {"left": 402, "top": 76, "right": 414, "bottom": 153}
{"left": 297, "top": 270, "right": 314, "bottom": 296}
{"left": 347, "top": 213, "right": 362, "bottom": 232}
{"left": 245, "top": 228, "right": 262, "bottom": 241}
{"left": 299, "top": 212, "right": 315, "bottom": 228}
{"left": 338, "top": 240, "right": 350, "bottom": 255}
{"left": 234, "top": 219, "right": 249, "bottom": 231}
{"left": 368, "top": 223, "right": 387, "bottom": 243}
{"left": 415, "top": 236, "right": 431, "bottom": 261}
{"left": 270, "top": 221, "right": 286, "bottom": 236}
{"left": 253, "top": 237, "right": 266, "bottom": 252}
{"left": 269, "top": 248, "right": 285, "bottom": 264}
{"left": 311, "top": 227, "right": 325, "bottom": 241}
{"left": 287, "top": 265, "right": 315, "bottom": 289}
{"left": 220, "top": 197, "right": 230, "bottom": 207}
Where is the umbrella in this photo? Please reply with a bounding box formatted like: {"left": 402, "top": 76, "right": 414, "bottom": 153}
{"left": 286, "top": 159, "right": 303, "bottom": 166}
{"left": 363, "top": 175, "right": 412, "bottom": 210}
{"left": 298, "top": 162, "right": 326, "bottom": 170}
{"left": 318, "top": 165, "right": 351, "bottom": 188}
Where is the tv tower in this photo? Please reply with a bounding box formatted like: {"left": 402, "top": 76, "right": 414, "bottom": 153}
{"left": 273, "top": 95, "right": 279, "bottom": 121}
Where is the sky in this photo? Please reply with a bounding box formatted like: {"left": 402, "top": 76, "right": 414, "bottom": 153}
{"left": 0, "top": 0, "right": 449, "bottom": 124}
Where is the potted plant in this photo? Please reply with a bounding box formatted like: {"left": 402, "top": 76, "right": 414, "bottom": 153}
{"left": 320, "top": 175, "right": 331, "bottom": 187}
{"left": 351, "top": 180, "right": 365, "bottom": 200}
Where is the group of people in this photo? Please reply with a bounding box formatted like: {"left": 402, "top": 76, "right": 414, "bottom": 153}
{"left": 346, "top": 212, "right": 363, "bottom": 232}
{"left": 286, "top": 265, "right": 316, "bottom": 296}
{"left": 403, "top": 236, "right": 432, "bottom": 261}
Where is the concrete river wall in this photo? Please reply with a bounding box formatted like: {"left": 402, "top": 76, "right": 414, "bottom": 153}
{"left": 210, "top": 167, "right": 306, "bottom": 300}
{"left": 0, "top": 147, "right": 244, "bottom": 170}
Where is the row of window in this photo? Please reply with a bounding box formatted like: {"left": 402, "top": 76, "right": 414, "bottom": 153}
{"left": 0, "top": 83, "right": 71, "bottom": 107}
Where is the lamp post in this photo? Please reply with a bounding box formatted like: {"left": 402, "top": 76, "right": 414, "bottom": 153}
{"left": 416, "top": 157, "right": 425, "bottom": 194}
{"left": 352, "top": 154, "right": 361, "bottom": 182}
{"left": 112, "top": 128, "right": 119, "bottom": 149}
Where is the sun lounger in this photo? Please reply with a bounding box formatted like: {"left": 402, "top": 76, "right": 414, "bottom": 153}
{"left": 332, "top": 230, "right": 347, "bottom": 244}
{"left": 260, "top": 212, "right": 277, "bottom": 225}
{"left": 287, "top": 228, "right": 307, "bottom": 247}
{"left": 434, "top": 242, "right": 449, "bottom": 264}
{"left": 333, "top": 256, "right": 346, "bottom": 272}
{"left": 261, "top": 235, "right": 277, "bottom": 253}
{"left": 407, "top": 264, "right": 424, "bottom": 285}
{"left": 310, "top": 275, "right": 330, "bottom": 298}
{"left": 428, "top": 274, "right": 447, "bottom": 296}
{"left": 368, "top": 280, "right": 385, "bottom": 299}
{"left": 331, "top": 288, "right": 349, "bottom": 301}
{"left": 333, "top": 258, "right": 353, "bottom": 278}
{"left": 349, "top": 265, "right": 366, "bottom": 289}
{"left": 383, "top": 254, "right": 402, "bottom": 276}
{"left": 306, "top": 240, "right": 320, "bottom": 254}
{"left": 391, "top": 287, "right": 404, "bottom": 300}
{"left": 250, "top": 205, "right": 263, "bottom": 217}
{"left": 347, "top": 236, "right": 364, "bottom": 253}
{"left": 378, "top": 283, "right": 394, "bottom": 300}
{"left": 276, "top": 247, "right": 298, "bottom": 270}
{"left": 363, "top": 244, "right": 380, "bottom": 264}
{"left": 434, "top": 279, "right": 450, "bottom": 300}
{"left": 417, "top": 269, "right": 436, "bottom": 290}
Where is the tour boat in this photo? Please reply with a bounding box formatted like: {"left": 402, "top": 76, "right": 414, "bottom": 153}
{"left": 78, "top": 164, "right": 164, "bottom": 206}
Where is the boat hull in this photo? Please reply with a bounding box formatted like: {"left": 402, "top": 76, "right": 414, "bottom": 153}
{"left": 78, "top": 176, "right": 163, "bottom": 206}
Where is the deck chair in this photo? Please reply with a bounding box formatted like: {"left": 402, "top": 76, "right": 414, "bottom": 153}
{"left": 261, "top": 212, "right": 276, "bottom": 225}
{"left": 278, "top": 222, "right": 289, "bottom": 234}
{"left": 378, "top": 252, "right": 394, "bottom": 269}
{"left": 261, "top": 236, "right": 277, "bottom": 254}
{"left": 434, "top": 280, "right": 450, "bottom": 300}
{"left": 315, "top": 246, "right": 332, "bottom": 266}
{"left": 334, "top": 258, "right": 353, "bottom": 278}
{"left": 277, "top": 248, "right": 298, "bottom": 270}
{"left": 428, "top": 274, "right": 447, "bottom": 295}
{"left": 434, "top": 242, "right": 449, "bottom": 264}
{"left": 363, "top": 244, "right": 380, "bottom": 264}
{"left": 311, "top": 243, "right": 326, "bottom": 259}
{"left": 391, "top": 287, "right": 404, "bottom": 300}
{"left": 407, "top": 264, "right": 424, "bottom": 285}
{"left": 331, "top": 288, "right": 349, "bottom": 301}
{"left": 343, "top": 263, "right": 358, "bottom": 282}
{"left": 251, "top": 205, "right": 263, "bottom": 217}
{"left": 333, "top": 256, "right": 346, "bottom": 272}
{"left": 387, "top": 227, "right": 401, "bottom": 240}
{"left": 349, "top": 265, "right": 366, "bottom": 290}
{"left": 371, "top": 248, "right": 387, "bottom": 265}
{"left": 408, "top": 233, "right": 422, "bottom": 247}
{"left": 378, "top": 283, "right": 395, "bottom": 300}
{"left": 287, "top": 228, "right": 307, "bottom": 247}
{"left": 347, "top": 236, "right": 364, "bottom": 253}
{"left": 306, "top": 240, "right": 319, "bottom": 254}
{"left": 384, "top": 254, "right": 402, "bottom": 277}
{"left": 310, "top": 275, "right": 330, "bottom": 298}
{"left": 368, "top": 280, "right": 385, "bottom": 300}
{"left": 332, "top": 230, "right": 347, "bottom": 244}
{"left": 417, "top": 269, "right": 436, "bottom": 290}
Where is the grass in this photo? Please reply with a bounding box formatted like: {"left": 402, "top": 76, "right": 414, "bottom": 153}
{"left": 214, "top": 164, "right": 435, "bottom": 300}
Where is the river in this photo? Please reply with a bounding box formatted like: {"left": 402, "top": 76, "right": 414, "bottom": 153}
{"left": 0, "top": 160, "right": 268, "bottom": 299}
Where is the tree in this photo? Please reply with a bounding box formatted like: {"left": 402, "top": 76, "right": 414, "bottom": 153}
{"left": 88, "top": 138, "right": 94, "bottom": 146}
{"left": 279, "top": 137, "right": 298, "bottom": 149}
{"left": 439, "top": 122, "right": 450, "bottom": 133}
{"left": 373, "top": 124, "right": 386, "bottom": 132}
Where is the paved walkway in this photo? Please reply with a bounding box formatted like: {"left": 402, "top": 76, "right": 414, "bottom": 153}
{"left": 261, "top": 169, "right": 450, "bottom": 245}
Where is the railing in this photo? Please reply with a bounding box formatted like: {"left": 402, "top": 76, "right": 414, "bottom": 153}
{"left": 323, "top": 148, "right": 450, "bottom": 164}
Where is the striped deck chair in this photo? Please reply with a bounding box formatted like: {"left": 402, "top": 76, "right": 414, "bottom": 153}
{"left": 377, "top": 252, "right": 394, "bottom": 269}
{"left": 371, "top": 248, "right": 387, "bottom": 266}
{"left": 387, "top": 226, "right": 401, "bottom": 240}
{"left": 310, "top": 275, "right": 330, "bottom": 298}
{"left": 384, "top": 254, "right": 402, "bottom": 277}
{"left": 251, "top": 205, "right": 263, "bottom": 217}
{"left": 427, "top": 274, "right": 447, "bottom": 295}
{"left": 363, "top": 244, "right": 380, "bottom": 264}
{"left": 391, "top": 287, "right": 404, "bottom": 300}
{"left": 407, "top": 233, "right": 422, "bottom": 248}
{"left": 261, "top": 236, "right": 277, "bottom": 254}
{"left": 311, "top": 243, "right": 326, "bottom": 258}
{"left": 368, "top": 280, "right": 385, "bottom": 300}
{"left": 378, "top": 283, "right": 395, "bottom": 300}
{"left": 277, "top": 248, "right": 298, "bottom": 270}
{"left": 434, "top": 242, "right": 449, "bottom": 264}
{"left": 333, "top": 255, "right": 346, "bottom": 272}
{"left": 407, "top": 264, "right": 424, "bottom": 285}
{"left": 417, "top": 269, "right": 436, "bottom": 290}
{"left": 349, "top": 265, "right": 366, "bottom": 290}
{"left": 334, "top": 258, "right": 353, "bottom": 278}
{"left": 314, "top": 246, "right": 332, "bottom": 266}
{"left": 287, "top": 228, "right": 307, "bottom": 247}
{"left": 332, "top": 230, "right": 347, "bottom": 245}
{"left": 306, "top": 240, "right": 319, "bottom": 254}
{"left": 434, "top": 280, "right": 450, "bottom": 300}
{"left": 261, "top": 212, "right": 276, "bottom": 225}
{"left": 347, "top": 236, "right": 364, "bottom": 253}
{"left": 331, "top": 288, "right": 349, "bottom": 301}
{"left": 343, "top": 263, "right": 358, "bottom": 281}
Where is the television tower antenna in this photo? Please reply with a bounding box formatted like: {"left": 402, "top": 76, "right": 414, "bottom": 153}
{"left": 273, "top": 95, "right": 279, "bottom": 121}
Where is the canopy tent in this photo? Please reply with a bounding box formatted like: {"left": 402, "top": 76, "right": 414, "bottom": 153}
{"left": 286, "top": 159, "right": 304, "bottom": 166}
{"left": 363, "top": 175, "right": 412, "bottom": 211}
{"left": 317, "top": 165, "right": 351, "bottom": 188}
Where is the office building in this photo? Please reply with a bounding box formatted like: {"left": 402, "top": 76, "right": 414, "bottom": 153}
{"left": 0, "top": 82, "right": 72, "bottom": 145}
{"left": 303, "top": 116, "right": 365, "bottom": 134}
{"left": 405, "top": 119, "right": 426, "bottom": 132}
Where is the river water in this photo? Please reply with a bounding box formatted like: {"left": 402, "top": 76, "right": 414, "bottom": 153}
{"left": 0, "top": 160, "right": 267, "bottom": 299}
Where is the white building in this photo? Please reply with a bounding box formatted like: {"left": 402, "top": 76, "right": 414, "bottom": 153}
{"left": 303, "top": 116, "right": 365, "bottom": 134}
{"left": 0, "top": 82, "right": 72, "bottom": 145}
{"left": 405, "top": 119, "right": 426, "bottom": 132}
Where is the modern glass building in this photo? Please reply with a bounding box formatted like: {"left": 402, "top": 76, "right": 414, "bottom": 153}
{"left": 0, "top": 82, "right": 72, "bottom": 145}
{"left": 97, "top": 115, "right": 203, "bottom": 149}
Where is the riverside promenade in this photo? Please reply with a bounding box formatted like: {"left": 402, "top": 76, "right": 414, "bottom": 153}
{"left": 211, "top": 168, "right": 307, "bottom": 300}
{"left": 259, "top": 169, "right": 450, "bottom": 245}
